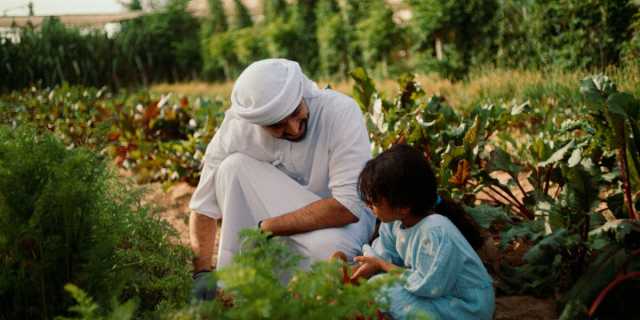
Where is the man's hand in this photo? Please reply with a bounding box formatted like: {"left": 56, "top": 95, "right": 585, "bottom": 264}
{"left": 191, "top": 271, "right": 217, "bottom": 302}
{"left": 259, "top": 198, "right": 358, "bottom": 236}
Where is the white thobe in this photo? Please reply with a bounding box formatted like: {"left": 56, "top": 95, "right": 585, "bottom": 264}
{"left": 189, "top": 89, "right": 376, "bottom": 269}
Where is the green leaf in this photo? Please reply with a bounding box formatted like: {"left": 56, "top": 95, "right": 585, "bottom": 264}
{"left": 486, "top": 147, "right": 521, "bottom": 174}
{"left": 500, "top": 220, "right": 545, "bottom": 248}
{"left": 568, "top": 148, "right": 582, "bottom": 168}
{"left": 538, "top": 140, "right": 574, "bottom": 167}
{"left": 607, "top": 92, "right": 638, "bottom": 119}
{"left": 580, "top": 75, "right": 616, "bottom": 110}
{"left": 510, "top": 100, "right": 530, "bottom": 116}
{"left": 523, "top": 229, "right": 572, "bottom": 264}
{"left": 62, "top": 284, "right": 99, "bottom": 318}
{"left": 627, "top": 141, "right": 640, "bottom": 190}
{"left": 440, "top": 145, "right": 466, "bottom": 172}
{"left": 465, "top": 204, "right": 511, "bottom": 229}
{"left": 589, "top": 219, "right": 640, "bottom": 244}
{"left": 463, "top": 116, "right": 481, "bottom": 151}
{"left": 350, "top": 68, "right": 377, "bottom": 113}
{"left": 626, "top": 121, "right": 640, "bottom": 189}
{"left": 560, "top": 244, "right": 627, "bottom": 320}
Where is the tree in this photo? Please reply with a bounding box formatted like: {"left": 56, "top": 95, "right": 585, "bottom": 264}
{"left": 264, "top": 1, "right": 320, "bottom": 76}
{"left": 232, "top": 0, "right": 253, "bottom": 29}
{"left": 341, "top": 0, "right": 367, "bottom": 70}
{"left": 200, "top": 0, "right": 228, "bottom": 80}
{"left": 263, "top": 0, "right": 288, "bottom": 24}
{"left": 408, "top": 0, "right": 499, "bottom": 79}
{"left": 315, "top": 0, "right": 350, "bottom": 78}
{"left": 293, "top": 0, "right": 319, "bottom": 75}
{"left": 203, "top": 0, "right": 228, "bottom": 34}
{"left": 355, "top": 0, "right": 402, "bottom": 77}
{"left": 529, "top": 0, "right": 637, "bottom": 69}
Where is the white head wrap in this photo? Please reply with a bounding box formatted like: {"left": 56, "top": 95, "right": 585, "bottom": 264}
{"left": 230, "top": 58, "right": 321, "bottom": 126}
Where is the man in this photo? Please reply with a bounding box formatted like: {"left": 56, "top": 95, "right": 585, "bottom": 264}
{"left": 189, "top": 58, "right": 375, "bottom": 299}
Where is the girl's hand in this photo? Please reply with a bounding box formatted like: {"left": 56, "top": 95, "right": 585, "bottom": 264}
{"left": 350, "top": 256, "right": 384, "bottom": 281}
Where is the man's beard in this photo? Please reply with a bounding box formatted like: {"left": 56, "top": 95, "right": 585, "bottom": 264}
{"left": 282, "top": 119, "right": 308, "bottom": 142}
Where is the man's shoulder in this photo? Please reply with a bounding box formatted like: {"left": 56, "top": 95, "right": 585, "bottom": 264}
{"left": 311, "top": 89, "right": 362, "bottom": 119}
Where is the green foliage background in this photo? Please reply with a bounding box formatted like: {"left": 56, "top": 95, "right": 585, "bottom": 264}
{"left": 2, "top": 0, "right": 640, "bottom": 86}
{"left": 0, "top": 0, "right": 201, "bottom": 90}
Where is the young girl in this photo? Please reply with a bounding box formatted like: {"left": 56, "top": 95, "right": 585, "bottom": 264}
{"left": 351, "top": 144, "right": 495, "bottom": 320}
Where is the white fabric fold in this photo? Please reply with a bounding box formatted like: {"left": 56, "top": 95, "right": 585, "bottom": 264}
{"left": 230, "top": 58, "right": 321, "bottom": 125}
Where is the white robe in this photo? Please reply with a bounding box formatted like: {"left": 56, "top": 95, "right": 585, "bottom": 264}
{"left": 189, "top": 89, "right": 376, "bottom": 268}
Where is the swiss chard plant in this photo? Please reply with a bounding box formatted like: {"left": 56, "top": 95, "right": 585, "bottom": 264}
{"left": 351, "top": 68, "right": 513, "bottom": 203}
{"left": 0, "top": 86, "right": 226, "bottom": 187}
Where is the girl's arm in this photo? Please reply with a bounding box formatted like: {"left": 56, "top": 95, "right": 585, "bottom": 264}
{"left": 403, "top": 226, "right": 463, "bottom": 298}
{"left": 351, "top": 255, "right": 401, "bottom": 281}
{"left": 351, "top": 223, "right": 403, "bottom": 281}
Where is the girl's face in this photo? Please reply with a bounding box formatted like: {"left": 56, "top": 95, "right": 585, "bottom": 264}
{"left": 368, "top": 198, "right": 410, "bottom": 223}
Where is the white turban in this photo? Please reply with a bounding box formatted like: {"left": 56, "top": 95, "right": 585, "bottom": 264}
{"left": 230, "top": 58, "right": 321, "bottom": 126}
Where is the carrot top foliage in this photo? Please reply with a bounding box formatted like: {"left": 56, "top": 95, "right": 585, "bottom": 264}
{"left": 0, "top": 126, "right": 192, "bottom": 319}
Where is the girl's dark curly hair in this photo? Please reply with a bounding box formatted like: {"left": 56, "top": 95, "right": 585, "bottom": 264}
{"left": 358, "top": 144, "right": 484, "bottom": 249}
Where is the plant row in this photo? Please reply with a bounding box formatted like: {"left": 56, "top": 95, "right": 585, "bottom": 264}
{"left": 0, "top": 85, "right": 225, "bottom": 187}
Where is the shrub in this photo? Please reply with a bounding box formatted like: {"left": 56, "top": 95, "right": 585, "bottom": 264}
{"left": 0, "top": 126, "right": 192, "bottom": 319}
{"left": 354, "top": 0, "right": 404, "bottom": 78}
{"left": 408, "top": 0, "right": 499, "bottom": 80}
{"left": 528, "top": 0, "right": 637, "bottom": 70}
{"left": 0, "top": 0, "right": 201, "bottom": 90}
{"left": 315, "top": 0, "right": 350, "bottom": 79}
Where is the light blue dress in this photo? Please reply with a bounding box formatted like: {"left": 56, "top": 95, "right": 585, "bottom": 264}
{"left": 363, "top": 214, "right": 495, "bottom": 320}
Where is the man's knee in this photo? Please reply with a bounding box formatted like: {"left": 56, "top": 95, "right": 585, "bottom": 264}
{"left": 296, "top": 229, "right": 360, "bottom": 261}
{"left": 217, "top": 153, "right": 255, "bottom": 182}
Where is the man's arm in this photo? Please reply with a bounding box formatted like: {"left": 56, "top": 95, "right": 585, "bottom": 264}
{"left": 189, "top": 211, "right": 217, "bottom": 272}
{"left": 260, "top": 198, "right": 358, "bottom": 236}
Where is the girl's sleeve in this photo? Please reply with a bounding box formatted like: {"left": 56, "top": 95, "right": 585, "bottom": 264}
{"left": 403, "top": 226, "right": 463, "bottom": 298}
{"left": 364, "top": 223, "right": 403, "bottom": 266}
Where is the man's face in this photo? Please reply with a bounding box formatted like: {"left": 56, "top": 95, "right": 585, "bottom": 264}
{"left": 262, "top": 99, "right": 310, "bottom": 142}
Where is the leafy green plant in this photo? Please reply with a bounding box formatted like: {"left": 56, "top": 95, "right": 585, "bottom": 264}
{"left": 351, "top": 68, "right": 511, "bottom": 202}
{"left": 56, "top": 284, "right": 136, "bottom": 320}
{"left": 0, "top": 86, "right": 226, "bottom": 186}
{"left": 553, "top": 75, "right": 640, "bottom": 319}
{"left": 351, "top": 67, "right": 640, "bottom": 318}
{"left": 170, "top": 230, "right": 398, "bottom": 319}
{"left": 0, "top": 126, "right": 192, "bottom": 319}
{"left": 581, "top": 75, "right": 640, "bottom": 219}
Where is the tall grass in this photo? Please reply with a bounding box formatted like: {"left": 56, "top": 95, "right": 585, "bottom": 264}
{"left": 151, "top": 64, "right": 640, "bottom": 110}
